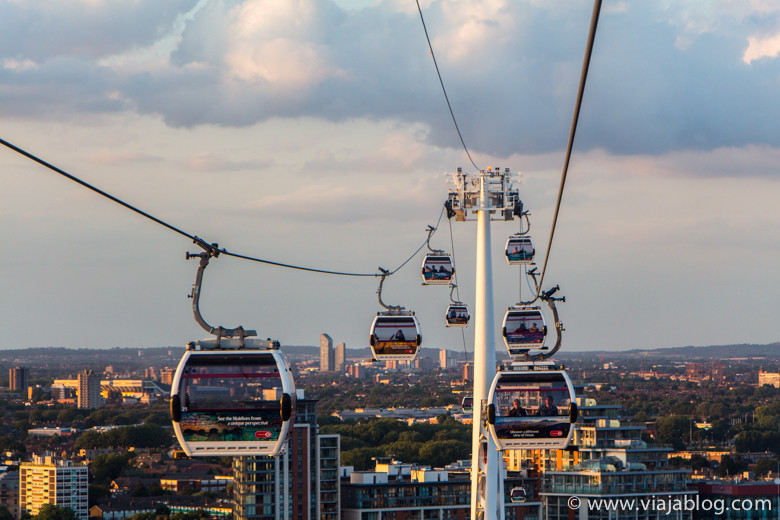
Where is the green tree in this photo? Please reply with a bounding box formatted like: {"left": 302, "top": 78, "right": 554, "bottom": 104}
{"left": 716, "top": 455, "right": 747, "bottom": 478}
{"left": 417, "top": 440, "right": 469, "bottom": 468}
{"left": 341, "top": 447, "right": 384, "bottom": 470}
{"left": 0, "top": 505, "right": 14, "bottom": 520}
{"left": 689, "top": 454, "right": 710, "bottom": 471}
{"left": 32, "top": 504, "right": 77, "bottom": 520}
{"left": 88, "top": 485, "right": 109, "bottom": 507}
{"left": 91, "top": 454, "right": 130, "bottom": 485}
{"left": 56, "top": 409, "right": 75, "bottom": 424}
{"left": 656, "top": 416, "right": 691, "bottom": 450}
{"left": 754, "top": 457, "right": 779, "bottom": 477}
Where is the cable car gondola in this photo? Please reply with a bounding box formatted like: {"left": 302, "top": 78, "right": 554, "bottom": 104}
{"left": 445, "top": 303, "right": 470, "bottom": 327}
{"left": 510, "top": 488, "right": 527, "bottom": 503}
{"left": 505, "top": 235, "right": 535, "bottom": 265}
{"left": 170, "top": 339, "right": 295, "bottom": 457}
{"left": 502, "top": 306, "right": 547, "bottom": 357}
{"left": 487, "top": 364, "right": 577, "bottom": 450}
{"left": 421, "top": 254, "right": 454, "bottom": 285}
{"left": 369, "top": 312, "right": 422, "bottom": 361}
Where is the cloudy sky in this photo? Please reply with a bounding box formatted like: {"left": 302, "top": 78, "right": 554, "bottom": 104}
{"left": 1, "top": 0, "right": 779, "bottom": 354}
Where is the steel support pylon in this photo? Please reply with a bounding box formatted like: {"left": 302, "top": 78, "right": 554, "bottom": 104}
{"left": 448, "top": 167, "right": 518, "bottom": 520}
{"left": 470, "top": 173, "right": 501, "bottom": 520}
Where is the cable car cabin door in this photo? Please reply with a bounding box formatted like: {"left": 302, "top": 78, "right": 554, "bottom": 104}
{"left": 487, "top": 369, "right": 576, "bottom": 450}
{"left": 170, "top": 349, "right": 295, "bottom": 457}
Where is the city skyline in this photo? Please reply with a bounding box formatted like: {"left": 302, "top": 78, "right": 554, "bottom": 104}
{"left": 1, "top": 1, "right": 779, "bottom": 352}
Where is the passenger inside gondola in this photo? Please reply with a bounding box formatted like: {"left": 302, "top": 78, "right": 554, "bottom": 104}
{"left": 536, "top": 395, "right": 558, "bottom": 416}
{"left": 507, "top": 398, "right": 527, "bottom": 417}
{"left": 506, "top": 240, "right": 534, "bottom": 262}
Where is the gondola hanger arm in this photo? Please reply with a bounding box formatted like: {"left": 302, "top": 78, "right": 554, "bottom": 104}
{"left": 187, "top": 237, "right": 257, "bottom": 346}
{"left": 376, "top": 267, "right": 404, "bottom": 313}
{"left": 524, "top": 285, "right": 565, "bottom": 362}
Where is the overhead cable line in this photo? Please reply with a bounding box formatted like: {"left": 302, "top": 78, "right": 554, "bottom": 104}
{"left": 415, "top": 0, "right": 480, "bottom": 172}
{"left": 0, "top": 137, "right": 441, "bottom": 279}
{"left": 447, "top": 214, "right": 470, "bottom": 361}
{"left": 0, "top": 137, "right": 197, "bottom": 244}
{"left": 535, "top": 0, "right": 602, "bottom": 295}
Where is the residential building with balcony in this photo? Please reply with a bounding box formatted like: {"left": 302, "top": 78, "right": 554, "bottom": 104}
{"left": 19, "top": 454, "right": 89, "bottom": 520}
{"left": 506, "top": 397, "right": 694, "bottom": 520}
{"left": 233, "top": 392, "right": 340, "bottom": 520}
{"left": 340, "top": 459, "right": 543, "bottom": 520}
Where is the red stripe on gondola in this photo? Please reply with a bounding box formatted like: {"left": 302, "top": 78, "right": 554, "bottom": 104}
{"left": 496, "top": 386, "right": 568, "bottom": 392}
{"left": 183, "top": 373, "right": 279, "bottom": 379}
{"left": 186, "top": 407, "right": 281, "bottom": 412}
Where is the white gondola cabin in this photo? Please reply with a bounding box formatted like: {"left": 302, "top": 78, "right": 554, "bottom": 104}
{"left": 502, "top": 306, "right": 547, "bottom": 357}
{"left": 369, "top": 313, "right": 422, "bottom": 361}
{"left": 445, "top": 304, "right": 470, "bottom": 327}
{"left": 505, "top": 235, "right": 535, "bottom": 265}
{"left": 510, "top": 488, "right": 527, "bottom": 503}
{"left": 421, "top": 254, "right": 454, "bottom": 285}
{"left": 487, "top": 365, "right": 577, "bottom": 450}
{"left": 170, "top": 339, "right": 295, "bottom": 457}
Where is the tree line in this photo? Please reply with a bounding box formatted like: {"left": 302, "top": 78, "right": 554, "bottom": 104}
{"left": 321, "top": 414, "right": 470, "bottom": 470}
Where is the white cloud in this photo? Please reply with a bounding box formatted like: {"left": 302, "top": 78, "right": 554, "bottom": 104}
{"left": 2, "top": 1, "right": 780, "bottom": 166}
{"left": 3, "top": 57, "right": 38, "bottom": 70}
{"left": 226, "top": 38, "right": 338, "bottom": 89}
{"left": 744, "top": 31, "right": 780, "bottom": 63}
{"left": 223, "top": 0, "right": 344, "bottom": 90}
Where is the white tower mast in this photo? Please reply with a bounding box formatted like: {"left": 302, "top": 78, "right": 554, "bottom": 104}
{"left": 448, "top": 167, "right": 521, "bottom": 520}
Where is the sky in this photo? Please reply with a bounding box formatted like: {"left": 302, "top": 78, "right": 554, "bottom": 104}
{"left": 1, "top": 0, "right": 779, "bottom": 354}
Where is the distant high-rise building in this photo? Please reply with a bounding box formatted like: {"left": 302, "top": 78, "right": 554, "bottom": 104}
{"left": 0, "top": 470, "right": 19, "bottom": 519}
{"left": 77, "top": 370, "right": 101, "bottom": 409}
{"left": 9, "top": 367, "right": 29, "bottom": 392}
{"left": 439, "top": 349, "right": 450, "bottom": 369}
{"left": 758, "top": 369, "right": 780, "bottom": 388}
{"left": 347, "top": 364, "right": 367, "bottom": 380}
{"left": 320, "top": 334, "right": 334, "bottom": 372}
{"left": 335, "top": 342, "right": 346, "bottom": 372}
{"left": 159, "top": 367, "right": 174, "bottom": 385}
{"left": 414, "top": 356, "right": 434, "bottom": 371}
{"left": 463, "top": 363, "right": 473, "bottom": 382}
{"left": 19, "top": 453, "right": 89, "bottom": 520}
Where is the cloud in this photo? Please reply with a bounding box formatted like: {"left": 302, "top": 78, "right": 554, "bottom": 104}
{"left": 3, "top": 57, "right": 37, "bottom": 70}
{"left": 84, "top": 149, "right": 161, "bottom": 165}
{"left": 1, "top": 0, "right": 780, "bottom": 159}
{"left": 744, "top": 31, "right": 780, "bottom": 62}
{"left": 185, "top": 151, "right": 270, "bottom": 172}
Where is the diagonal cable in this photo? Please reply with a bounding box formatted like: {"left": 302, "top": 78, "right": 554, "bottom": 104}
{"left": 535, "top": 0, "right": 602, "bottom": 295}
{"left": 0, "top": 137, "right": 442, "bottom": 279}
{"left": 415, "top": 0, "right": 480, "bottom": 172}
